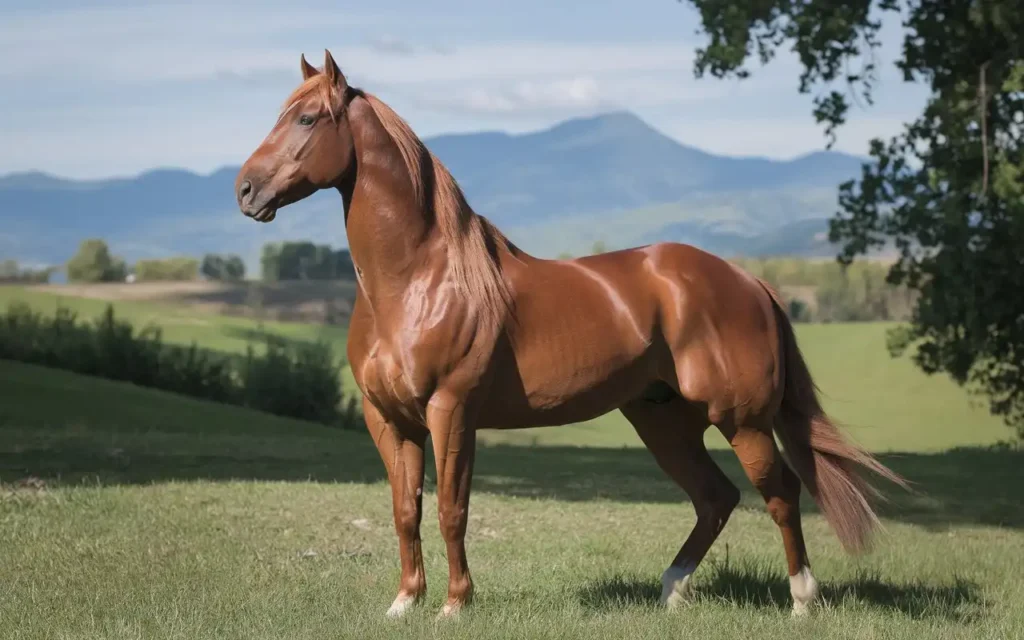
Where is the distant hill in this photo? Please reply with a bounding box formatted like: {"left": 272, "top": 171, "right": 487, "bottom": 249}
{"left": 0, "top": 111, "right": 866, "bottom": 269}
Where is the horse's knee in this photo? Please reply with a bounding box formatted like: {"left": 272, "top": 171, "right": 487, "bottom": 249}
{"left": 438, "top": 505, "right": 468, "bottom": 541}
{"left": 395, "top": 500, "right": 420, "bottom": 539}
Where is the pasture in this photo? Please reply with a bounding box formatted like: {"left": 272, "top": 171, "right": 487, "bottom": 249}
{"left": 1, "top": 285, "right": 1021, "bottom": 638}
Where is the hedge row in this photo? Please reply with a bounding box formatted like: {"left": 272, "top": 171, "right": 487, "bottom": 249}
{"left": 0, "top": 302, "right": 360, "bottom": 428}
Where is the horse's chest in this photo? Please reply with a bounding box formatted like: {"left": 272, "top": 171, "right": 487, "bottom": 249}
{"left": 352, "top": 335, "right": 433, "bottom": 422}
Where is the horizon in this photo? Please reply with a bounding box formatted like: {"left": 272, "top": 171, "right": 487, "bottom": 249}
{"left": 1, "top": 1, "right": 927, "bottom": 180}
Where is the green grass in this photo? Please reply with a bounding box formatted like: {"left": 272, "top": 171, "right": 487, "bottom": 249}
{"left": 2, "top": 360, "right": 1023, "bottom": 639}
{"left": 0, "top": 286, "right": 1012, "bottom": 453}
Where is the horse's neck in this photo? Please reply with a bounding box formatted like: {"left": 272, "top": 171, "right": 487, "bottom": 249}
{"left": 341, "top": 97, "right": 437, "bottom": 310}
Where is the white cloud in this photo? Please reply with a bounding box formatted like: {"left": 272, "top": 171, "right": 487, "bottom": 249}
{"left": 411, "top": 69, "right": 754, "bottom": 118}
{"left": 419, "top": 76, "right": 605, "bottom": 114}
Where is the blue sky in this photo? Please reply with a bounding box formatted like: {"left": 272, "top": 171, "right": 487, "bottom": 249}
{"left": 0, "top": 0, "right": 930, "bottom": 179}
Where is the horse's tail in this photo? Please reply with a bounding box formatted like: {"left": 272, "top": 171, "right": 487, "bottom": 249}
{"left": 757, "top": 278, "right": 909, "bottom": 554}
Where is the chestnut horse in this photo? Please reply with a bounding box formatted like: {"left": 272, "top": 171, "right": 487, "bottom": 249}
{"left": 236, "top": 50, "right": 907, "bottom": 619}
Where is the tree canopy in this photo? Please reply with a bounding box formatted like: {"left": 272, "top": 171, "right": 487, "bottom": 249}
{"left": 684, "top": 0, "right": 1024, "bottom": 434}
{"left": 66, "top": 239, "right": 127, "bottom": 284}
{"left": 260, "top": 242, "right": 356, "bottom": 282}
{"left": 201, "top": 254, "right": 246, "bottom": 282}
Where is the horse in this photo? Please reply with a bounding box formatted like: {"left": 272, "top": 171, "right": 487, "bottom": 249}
{"left": 235, "top": 49, "right": 908, "bottom": 620}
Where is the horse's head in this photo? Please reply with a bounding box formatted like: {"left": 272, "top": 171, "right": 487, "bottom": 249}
{"left": 235, "top": 50, "right": 356, "bottom": 222}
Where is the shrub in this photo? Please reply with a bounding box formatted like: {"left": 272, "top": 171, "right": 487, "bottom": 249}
{"left": 0, "top": 302, "right": 359, "bottom": 428}
{"left": 133, "top": 257, "right": 200, "bottom": 282}
{"left": 241, "top": 338, "right": 343, "bottom": 424}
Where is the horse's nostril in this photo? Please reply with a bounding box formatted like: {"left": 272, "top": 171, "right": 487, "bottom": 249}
{"left": 238, "top": 180, "right": 253, "bottom": 204}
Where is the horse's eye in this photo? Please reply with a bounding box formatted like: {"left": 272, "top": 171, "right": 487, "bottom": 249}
{"left": 298, "top": 114, "right": 317, "bottom": 126}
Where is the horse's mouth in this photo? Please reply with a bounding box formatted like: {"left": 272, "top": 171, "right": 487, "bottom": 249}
{"left": 246, "top": 207, "right": 277, "bottom": 223}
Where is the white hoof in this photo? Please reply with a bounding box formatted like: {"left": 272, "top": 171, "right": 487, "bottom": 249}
{"left": 437, "top": 602, "right": 462, "bottom": 619}
{"left": 385, "top": 593, "right": 418, "bottom": 619}
{"left": 660, "top": 564, "right": 696, "bottom": 609}
{"left": 789, "top": 566, "right": 818, "bottom": 617}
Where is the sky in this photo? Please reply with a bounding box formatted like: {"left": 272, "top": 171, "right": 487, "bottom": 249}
{"left": 0, "top": 0, "right": 931, "bottom": 180}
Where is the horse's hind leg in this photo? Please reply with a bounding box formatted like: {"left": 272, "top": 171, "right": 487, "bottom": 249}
{"left": 620, "top": 398, "right": 740, "bottom": 608}
{"left": 724, "top": 422, "right": 818, "bottom": 616}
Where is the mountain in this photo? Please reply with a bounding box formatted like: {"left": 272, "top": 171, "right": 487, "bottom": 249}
{"left": 429, "top": 111, "right": 862, "bottom": 223}
{"left": 0, "top": 111, "right": 866, "bottom": 269}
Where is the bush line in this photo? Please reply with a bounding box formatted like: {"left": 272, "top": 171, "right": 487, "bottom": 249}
{"left": 0, "top": 301, "right": 361, "bottom": 429}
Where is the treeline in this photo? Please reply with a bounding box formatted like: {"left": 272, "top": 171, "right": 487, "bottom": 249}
{"left": 58, "top": 239, "right": 246, "bottom": 284}
{"left": 260, "top": 242, "right": 356, "bottom": 282}
{"left": 0, "top": 301, "right": 360, "bottom": 428}
{"left": 6, "top": 238, "right": 359, "bottom": 285}
{"left": 731, "top": 257, "right": 916, "bottom": 323}
{"left": 0, "top": 260, "right": 55, "bottom": 284}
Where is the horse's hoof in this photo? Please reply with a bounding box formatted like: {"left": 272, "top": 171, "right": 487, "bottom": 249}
{"left": 789, "top": 566, "right": 818, "bottom": 619}
{"left": 791, "top": 601, "right": 812, "bottom": 618}
{"left": 385, "top": 593, "right": 419, "bottom": 619}
{"left": 660, "top": 565, "right": 696, "bottom": 609}
{"left": 436, "top": 601, "right": 463, "bottom": 619}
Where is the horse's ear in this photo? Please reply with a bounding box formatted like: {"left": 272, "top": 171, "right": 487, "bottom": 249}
{"left": 300, "top": 54, "right": 319, "bottom": 80}
{"left": 323, "top": 49, "right": 347, "bottom": 91}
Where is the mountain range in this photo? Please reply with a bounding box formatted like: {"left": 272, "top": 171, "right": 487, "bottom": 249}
{"left": 0, "top": 110, "right": 867, "bottom": 271}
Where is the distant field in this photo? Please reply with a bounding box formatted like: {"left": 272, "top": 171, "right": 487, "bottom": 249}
{"left": 0, "top": 284, "right": 1012, "bottom": 453}
{"left": 1, "top": 359, "right": 1021, "bottom": 639}
{"left": 20, "top": 279, "right": 359, "bottom": 324}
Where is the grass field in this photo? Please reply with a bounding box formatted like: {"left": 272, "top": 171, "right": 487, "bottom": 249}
{"left": 1, "top": 360, "right": 1022, "bottom": 639}
{"left": 1, "top": 285, "right": 1022, "bottom": 638}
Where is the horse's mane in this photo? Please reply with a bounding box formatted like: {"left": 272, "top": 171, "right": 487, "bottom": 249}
{"left": 284, "top": 75, "right": 515, "bottom": 332}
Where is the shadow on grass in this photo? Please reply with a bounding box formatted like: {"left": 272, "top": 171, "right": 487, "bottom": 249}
{"left": 2, "top": 437, "right": 1021, "bottom": 531}
{"left": 578, "top": 559, "right": 984, "bottom": 622}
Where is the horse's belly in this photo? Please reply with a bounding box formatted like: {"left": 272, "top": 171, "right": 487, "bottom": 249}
{"left": 479, "top": 345, "right": 655, "bottom": 429}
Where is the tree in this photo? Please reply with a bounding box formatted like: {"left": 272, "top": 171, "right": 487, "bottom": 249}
{"left": 201, "top": 253, "right": 246, "bottom": 281}
{"left": 66, "top": 239, "right": 127, "bottom": 283}
{"left": 260, "top": 242, "right": 356, "bottom": 282}
{"left": 224, "top": 255, "right": 246, "bottom": 281}
{"left": 684, "top": 0, "right": 1024, "bottom": 435}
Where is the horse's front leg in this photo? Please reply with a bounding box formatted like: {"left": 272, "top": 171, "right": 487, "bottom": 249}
{"left": 427, "top": 395, "right": 478, "bottom": 618}
{"left": 363, "top": 399, "right": 428, "bottom": 619}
